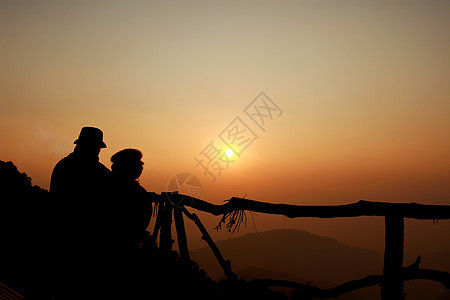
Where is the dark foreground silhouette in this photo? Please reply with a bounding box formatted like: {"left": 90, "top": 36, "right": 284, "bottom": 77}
{"left": 0, "top": 161, "right": 286, "bottom": 300}
{"left": 1, "top": 124, "right": 285, "bottom": 299}
{"left": 3, "top": 160, "right": 449, "bottom": 300}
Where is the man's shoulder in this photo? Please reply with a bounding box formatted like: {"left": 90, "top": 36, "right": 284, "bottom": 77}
{"left": 53, "top": 153, "right": 74, "bottom": 169}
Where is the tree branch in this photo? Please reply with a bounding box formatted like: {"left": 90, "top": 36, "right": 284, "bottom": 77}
{"left": 251, "top": 266, "right": 450, "bottom": 298}
{"left": 181, "top": 207, "right": 237, "bottom": 280}
{"left": 251, "top": 275, "right": 383, "bottom": 298}
{"left": 160, "top": 193, "right": 450, "bottom": 220}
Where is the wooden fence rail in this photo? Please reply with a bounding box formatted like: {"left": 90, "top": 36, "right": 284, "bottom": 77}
{"left": 153, "top": 192, "right": 450, "bottom": 300}
{"left": 160, "top": 193, "right": 450, "bottom": 220}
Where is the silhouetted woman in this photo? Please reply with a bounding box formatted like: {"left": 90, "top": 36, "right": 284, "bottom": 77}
{"left": 110, "top": 148, "right": 152, "bottom": 245}
{"left": 108, "top": 148, "right": 154, "bottom": 298}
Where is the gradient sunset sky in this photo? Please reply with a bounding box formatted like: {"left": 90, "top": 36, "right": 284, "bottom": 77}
{"left": 1, "top": 1, "right": 449, "bottom": 253}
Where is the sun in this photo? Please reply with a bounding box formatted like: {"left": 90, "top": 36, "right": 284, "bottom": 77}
{"left": 225, "top": 148, "right": 234, "bottom": 158}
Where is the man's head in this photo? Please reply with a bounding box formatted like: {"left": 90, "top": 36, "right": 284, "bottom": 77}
{"left": 111, "top": 148, "right": 144, "bottom": 180}
{"left": 73, "top": 126, "right": 106, "bottom": 157}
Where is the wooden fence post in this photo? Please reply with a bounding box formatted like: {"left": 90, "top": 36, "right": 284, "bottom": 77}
{"left": 381, "top": 215, "right": 404, "bottom": 300}
{"left": 152, "top": 202, "right": 164, "bottom": 240}
{"left": 160, "top": 203, "right": 174, "bottom": 254}
{"left": 173, "top": 207, "right": 190, "bottom": 261}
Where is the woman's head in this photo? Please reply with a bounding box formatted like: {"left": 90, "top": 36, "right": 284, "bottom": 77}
{"left": 111, "top": 148, "right": 144, "bottom": 180}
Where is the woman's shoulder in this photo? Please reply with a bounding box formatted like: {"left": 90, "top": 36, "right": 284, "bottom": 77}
{"left": 135, "top": 182, "right": 147, "bottom": 193}
{"left": 110, "top": 176, "right": 147, "bottom": 193}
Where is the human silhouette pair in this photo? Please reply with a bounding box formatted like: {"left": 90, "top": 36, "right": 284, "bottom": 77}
{"left": 50, "top": 125, "right": 153, "bottom": 253}
{"left": 42, "top": 127, "right": 154, "bottom": 299}
{"left": 50, "top": 126, "right": 148, "bottom": 196}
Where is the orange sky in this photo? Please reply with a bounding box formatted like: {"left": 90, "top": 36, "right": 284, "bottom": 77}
{"left": 1, "top": 0, "right": 449, "bottom": 255}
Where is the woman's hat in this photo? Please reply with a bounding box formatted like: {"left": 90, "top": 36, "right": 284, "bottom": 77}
{"left": 73, "top": 126, "right": 107, "bottom": 148}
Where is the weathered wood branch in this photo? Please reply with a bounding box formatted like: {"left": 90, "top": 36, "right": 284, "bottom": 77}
{"left": 251, "top": 275, "right": 383, "bottom": 299}
{"left": 402, "top": 268, "right": 450, "bottom": 289}
{"left": 160, "top": 193, "right": 450, "bottom": 220}
{"left": 181, "top": 207, "right": 237, "bottom": 280}
{"left": 251, "top": 266, "right": 450, "bottom": 299}
{"left": 173, "top": 208, "right": 190, "bottom": 261}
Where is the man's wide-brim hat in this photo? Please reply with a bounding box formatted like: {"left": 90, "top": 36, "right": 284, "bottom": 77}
{"left": 74, "top": 126, "right": 107, "bottom": 148}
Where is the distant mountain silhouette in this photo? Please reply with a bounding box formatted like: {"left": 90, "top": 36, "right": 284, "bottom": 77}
{"left": 191, "top": 229, "right": 449, "bottom": 300}
{"left": 191, "top": 228, "right": 382, "bottom": 284}
{"left": 0, "top": 160, "right": 47, "bottom": 193}
{"left": 233, "top": 266, "right": 307, "bottom": 282}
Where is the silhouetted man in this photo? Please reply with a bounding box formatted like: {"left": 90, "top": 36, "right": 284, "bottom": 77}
{"left": 50, "top": 126, "right": 111, "bottom": 193}
{"left": 48, "top": 127, "right": 113, "bottom": 298}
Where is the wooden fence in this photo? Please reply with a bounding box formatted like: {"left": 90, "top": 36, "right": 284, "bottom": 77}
{"left": 151, "top": 192, "right": 450, "bottom": 300}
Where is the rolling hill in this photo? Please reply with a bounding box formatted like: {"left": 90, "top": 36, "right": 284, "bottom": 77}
{"left": 190, "top": 228, "right": 382, "bottom": 283}
{"left": 190, "top": 228, "right": 449, "bottom": 299}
